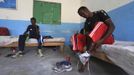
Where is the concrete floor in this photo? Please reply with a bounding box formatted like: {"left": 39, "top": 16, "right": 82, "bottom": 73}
{"left": 0, "top": 46, "right": 129, "bottom": 75}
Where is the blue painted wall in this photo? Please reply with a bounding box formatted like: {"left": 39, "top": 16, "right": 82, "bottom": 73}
{"left": 0, "top": 19, "right": 82, "bottom": 45}
{"left": 108, "top": 1, "right": 134, "bottom": 41}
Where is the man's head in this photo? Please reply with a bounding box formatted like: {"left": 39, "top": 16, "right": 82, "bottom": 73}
{"left": 30, "top": 17, "right": 36, "bottom": 25}
{"left": 78, "top": 6, "right": 93, "bottom": 18}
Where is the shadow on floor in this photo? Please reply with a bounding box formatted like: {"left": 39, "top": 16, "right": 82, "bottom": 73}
{"left": 65, "top": 46, "right": 129, "bottom": 75}
{"left": 89, "top": 56, "right": 129, "bottom": 75}
{"left": 0, "top": 46, "right": 130, "bottom": 75}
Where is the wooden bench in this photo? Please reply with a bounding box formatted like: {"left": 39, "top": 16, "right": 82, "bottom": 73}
{"left": 0, "top": 37, "right": 65, "bottom": 54}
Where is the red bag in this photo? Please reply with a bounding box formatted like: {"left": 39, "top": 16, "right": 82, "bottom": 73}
{"left": 77, "top": 34, "right": 86, "bottom": 51}
{"left": 71, "top": 22, "right": 114, "bottom": 52}
{"left": 71, "top": 33, "right": 86, "bottom": 52}
{"left": 88, "top": 22, "right": 114, "bottom": 44}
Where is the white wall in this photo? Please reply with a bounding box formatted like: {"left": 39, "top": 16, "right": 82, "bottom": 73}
{"left": 0, "top": 0, "right": 33, "bottom": 20}
{"left": 82, "top": 0, "right": 133, "bottom": 12}
{"left": 60, "top": 0, "right": 81, "bottom": 23}
{"left": 0, "top": 0, "right": 81, "bottom": 23}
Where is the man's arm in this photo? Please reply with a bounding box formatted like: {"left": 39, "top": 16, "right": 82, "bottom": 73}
{"left": 102, "top": 19, "right": 115, "bottom": 41}
{"left": 95, "top": 18, "right": 115, "bottom": 49}
{"left": 99, "top": 10, "right": 115, "bottom": 41}
{"left": 23, "top": 26, "right": 29, "bottom": 35}
{"left": 95, "top": 10, "right": 115, "bottom": 49}
{"left": 36, "top": 25, "right": 40, "bottom": 35}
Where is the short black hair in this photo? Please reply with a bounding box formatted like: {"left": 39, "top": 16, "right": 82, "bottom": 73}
{"left": 30, "top": 17, "right": 36, "bottom": 22}
{"left": 78, "top": 6, "right": 88, "bottom": 13}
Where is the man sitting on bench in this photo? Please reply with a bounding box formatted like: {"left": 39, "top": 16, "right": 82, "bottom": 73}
{"left": 12, "top": 17, "right": 44, "bottom": 58}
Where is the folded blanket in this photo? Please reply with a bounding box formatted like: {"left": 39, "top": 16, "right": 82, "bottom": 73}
{"left": 102, "top": 41, "right": 134, "bottom": 75}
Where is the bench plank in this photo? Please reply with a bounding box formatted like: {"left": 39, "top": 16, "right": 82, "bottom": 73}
{"left": 0, "top": 41, "right": 65, "bottom": 54}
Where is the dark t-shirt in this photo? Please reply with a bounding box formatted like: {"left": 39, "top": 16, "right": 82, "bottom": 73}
{"left": 24, "top": 25, "right": 40, "bottom": 38}
{"left": 81, "top": 10, "right": 110, "bottom": 34}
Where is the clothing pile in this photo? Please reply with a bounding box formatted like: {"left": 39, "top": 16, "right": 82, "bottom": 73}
{"left": 52, "top": 60, "right": 72, "bottom": 73}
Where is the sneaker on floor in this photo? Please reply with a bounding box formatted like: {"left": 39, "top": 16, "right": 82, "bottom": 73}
{"left": 53, "top": 67, "right": 64, "bottom": 73}
{"left": 63, "top": 65, "right": 72, "bottom": 72}
{"left": 53, "top": 65, "right": 72, "bottom": 73}
{"left": 38, "top": 49, "right": 44, "bottom": 57}
{"left": 12, "top": 51, "right": 23, "bottom": 58}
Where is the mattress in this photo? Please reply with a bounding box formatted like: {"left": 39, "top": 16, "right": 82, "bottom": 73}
{"left": 102, "top": 41, "right": 134, "bottom": 75}
{"left": 0, "top": 36, "right": 18, "bottom": 46}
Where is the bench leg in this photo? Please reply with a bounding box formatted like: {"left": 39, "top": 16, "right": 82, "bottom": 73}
{"left": 60, "top": 45, "right": 64, "bottom": 54}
